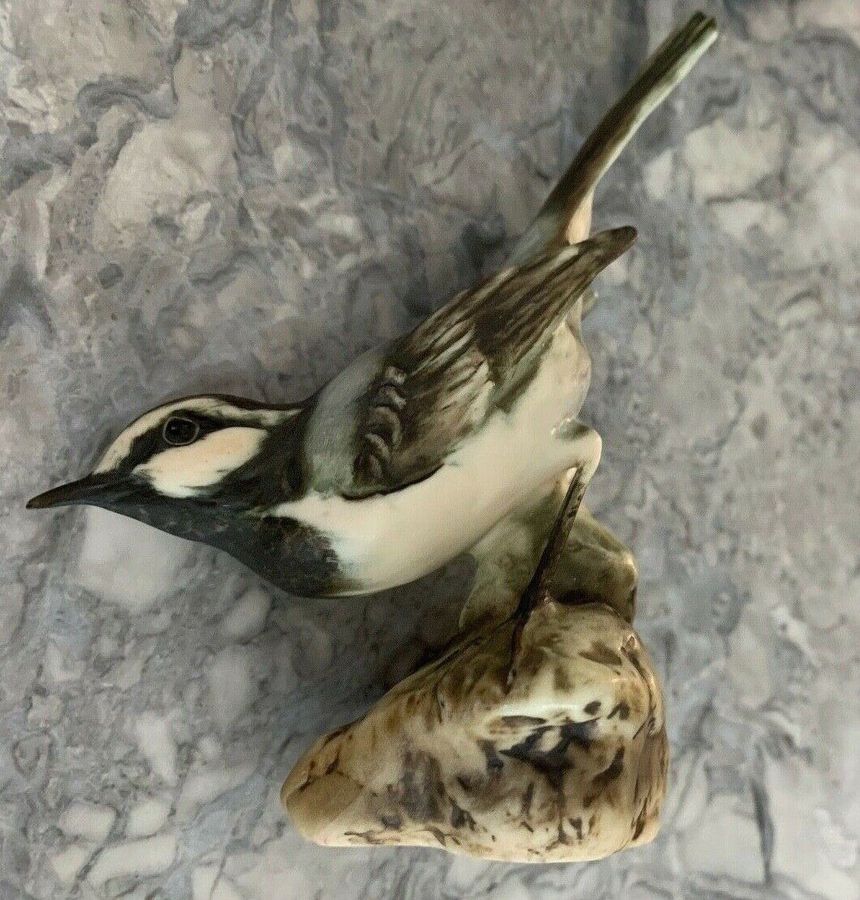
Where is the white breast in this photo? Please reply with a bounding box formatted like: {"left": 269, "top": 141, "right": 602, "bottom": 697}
{"left": 274, "top": 322, "right": 591, "bottom": 593}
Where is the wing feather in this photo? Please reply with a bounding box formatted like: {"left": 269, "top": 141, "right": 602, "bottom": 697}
{"left": 349, "top": 228, "right": 635, "bottom": 495}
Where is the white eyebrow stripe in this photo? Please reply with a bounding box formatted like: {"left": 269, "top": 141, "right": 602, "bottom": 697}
{"left": 93, "top": 398, "right": 297, "bottom": 473}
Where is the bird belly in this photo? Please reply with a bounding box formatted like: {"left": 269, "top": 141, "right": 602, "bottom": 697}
{"left": 276, "top": 323, "right": 591, "bottom": 594}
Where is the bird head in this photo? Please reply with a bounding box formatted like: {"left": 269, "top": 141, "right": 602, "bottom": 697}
{"left": 26, "top": 395, "right": 306, "bottom": 539}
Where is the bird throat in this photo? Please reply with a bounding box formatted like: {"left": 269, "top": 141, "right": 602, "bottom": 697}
{"left": 96, "top": 487, "right": 349, "bottom": 597}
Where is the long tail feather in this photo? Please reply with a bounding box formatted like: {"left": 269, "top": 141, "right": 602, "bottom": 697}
{"left": 508, "top": 12, "right": 718, "bottom": 267}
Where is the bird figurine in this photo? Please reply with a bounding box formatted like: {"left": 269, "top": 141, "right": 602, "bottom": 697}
{"left": 28, "top": 14, "right": 717, "bottom": 601}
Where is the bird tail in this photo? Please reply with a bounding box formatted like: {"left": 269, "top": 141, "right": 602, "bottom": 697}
{"left": 507, "top": 12, "right": 718, "bottom": 268}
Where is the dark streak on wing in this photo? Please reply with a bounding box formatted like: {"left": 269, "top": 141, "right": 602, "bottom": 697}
{"left": 348, "top": 228, "right": 635, "bottom": 496}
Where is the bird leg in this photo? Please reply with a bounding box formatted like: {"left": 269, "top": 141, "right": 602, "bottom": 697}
{"left": 503, "top": 421, "right": 602, "bottom": 688}
{"left": 462, "top": 494, "right": 638, "bottom": 630}
{"left": 505, "top": 464, "right": 590, "bottom": 689}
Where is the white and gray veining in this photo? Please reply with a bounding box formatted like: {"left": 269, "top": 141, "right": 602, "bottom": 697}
{"left": 1, "top": 1, "right": 858, "bottom": 898}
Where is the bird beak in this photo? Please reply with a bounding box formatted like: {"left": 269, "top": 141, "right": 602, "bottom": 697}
{"left": 26, "top": 473, "right": 127, "bottom": 510}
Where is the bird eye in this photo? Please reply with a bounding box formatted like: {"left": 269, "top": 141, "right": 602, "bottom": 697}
{"left": 162, "top": 416, "right": 200, "bottom": 446}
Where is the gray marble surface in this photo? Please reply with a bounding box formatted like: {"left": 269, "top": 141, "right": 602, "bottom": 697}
{"left": 1, "top": 1, "right": 858, "bottom": 897}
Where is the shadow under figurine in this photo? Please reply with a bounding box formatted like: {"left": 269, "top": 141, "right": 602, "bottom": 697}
{"left": 282, "top": 470, "right": 667, "bottom": 862}
{"left": 27, "top": 14, "right": 717, "bottom": 607}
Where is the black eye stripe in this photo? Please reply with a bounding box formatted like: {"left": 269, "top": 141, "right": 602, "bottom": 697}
{"left": 115, "top": 410, "right": 221, "bottom": 471}
{"left": 106, "top": 403, "right": 309, "bottom": 493}
{"left": 115, "top": 428, "right": 163, "bottom": 474}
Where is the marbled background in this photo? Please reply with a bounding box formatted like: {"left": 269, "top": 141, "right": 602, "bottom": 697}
{"left": 1, "top": 0, "right": 858, "bottom": 897}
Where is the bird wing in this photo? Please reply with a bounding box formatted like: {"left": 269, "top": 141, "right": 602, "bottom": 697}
{"left": 346, "top": 227, "right": 635, "bottom": 496}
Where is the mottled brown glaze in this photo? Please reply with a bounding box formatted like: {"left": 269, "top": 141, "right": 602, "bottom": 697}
{"left": 282, "top": 603, "right": 667, "bottom": 862}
